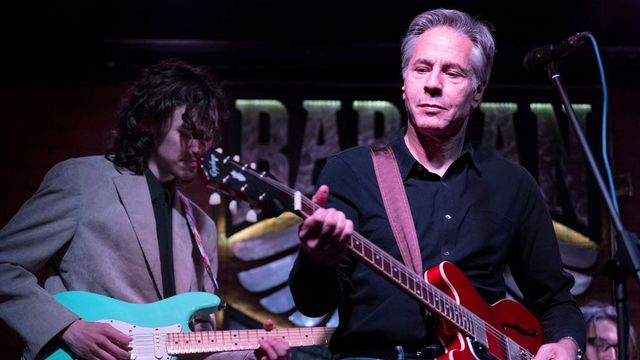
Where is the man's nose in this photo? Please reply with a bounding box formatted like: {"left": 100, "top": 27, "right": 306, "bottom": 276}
{"left": 188, "top": 139, "right": 211, "bottom": 154}
{"left": 423, "top": 71, "right": 443, "bottom": 94}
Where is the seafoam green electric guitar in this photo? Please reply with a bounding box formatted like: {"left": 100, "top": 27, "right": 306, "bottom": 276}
{"left": 44, "top": 291, "right": 333, "bottom": 360}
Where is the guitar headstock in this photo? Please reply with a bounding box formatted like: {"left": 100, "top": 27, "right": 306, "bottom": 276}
{"left": 200, "top": 149, "right": 300, "bottom": 217}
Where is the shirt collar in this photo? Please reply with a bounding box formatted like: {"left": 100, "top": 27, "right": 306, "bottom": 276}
{"left": 145, "top": 169, "right": 176, "bottom": 204}
{"left": 389, "top": 128, "right": 481, "bottom": 180}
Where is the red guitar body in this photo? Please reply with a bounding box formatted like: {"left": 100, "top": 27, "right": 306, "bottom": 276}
{"left": 425, "top": 261, "right": 543, "bottom": 360}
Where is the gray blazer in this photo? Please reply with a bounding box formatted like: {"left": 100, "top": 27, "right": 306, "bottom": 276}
{"left": 0, "top": 156, "right": 221, "bottom": 359}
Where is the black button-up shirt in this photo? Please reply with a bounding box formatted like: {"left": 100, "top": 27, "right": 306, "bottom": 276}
{"left": 290, "top": 129, "right": 585, "bottom": 357}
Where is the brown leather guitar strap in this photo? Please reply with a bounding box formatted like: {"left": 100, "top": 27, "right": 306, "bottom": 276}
{"left": 370, "top": 146, "right": 423, "bottom": 274}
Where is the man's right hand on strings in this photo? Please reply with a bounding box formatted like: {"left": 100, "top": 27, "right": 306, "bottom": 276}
{"left": 60, "top": 319, "right": 132, "bottom": 360}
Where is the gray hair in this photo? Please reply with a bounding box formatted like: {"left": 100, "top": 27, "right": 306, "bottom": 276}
{"left": 400, "top": 8, "right": 496, "bottom": 88}
{"left": 581, "top": 301, "right": 639, "bottom": 360}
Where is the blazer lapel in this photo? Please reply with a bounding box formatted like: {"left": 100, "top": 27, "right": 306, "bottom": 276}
{"left": 113, "top": 174, "right": 163, "bottom": 298}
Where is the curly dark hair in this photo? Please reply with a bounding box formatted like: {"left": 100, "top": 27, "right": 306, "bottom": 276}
{"left": 106, "top": 59, "right": 227, "bottom": 174}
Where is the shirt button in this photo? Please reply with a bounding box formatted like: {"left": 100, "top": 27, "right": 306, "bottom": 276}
{"left": 443, "top": 251, "right": 451, "bottom": 256}
{"left": 444, "top": 214, "right": 452, "bottom": 220}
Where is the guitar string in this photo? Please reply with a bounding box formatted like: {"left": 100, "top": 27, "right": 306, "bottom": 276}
{"left": 257, "top": 174, "right": 534, "bottom": 357}
{"left": 208, "top": 159, "right": 532, "bottom": 357}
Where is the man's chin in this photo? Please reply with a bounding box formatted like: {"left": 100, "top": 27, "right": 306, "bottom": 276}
{"left": 176, "top": 170, "right": 197, "bottom": 183}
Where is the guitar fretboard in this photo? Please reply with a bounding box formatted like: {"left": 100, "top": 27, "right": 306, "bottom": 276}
{"left": 167, "top": 327, "right": 333, "bottom": 355}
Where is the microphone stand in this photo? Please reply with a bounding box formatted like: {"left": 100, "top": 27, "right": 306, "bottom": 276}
{"left": 545, "top": 62, "right": 640, "bottom": 360}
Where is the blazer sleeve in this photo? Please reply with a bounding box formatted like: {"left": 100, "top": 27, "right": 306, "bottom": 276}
{"left": 0, "top": 160, "right": 84, "bottom": 359}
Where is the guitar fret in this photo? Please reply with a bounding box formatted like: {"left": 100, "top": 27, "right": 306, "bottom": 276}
{"left": 438, "top": 294, "right": 445, "bottom": 313}
{"left": 383, "top": 257, "right": 391, "bottom": 273}
{"left": 229, "top": 330, "right": 240, "bottom": 351}
{"left": 352, "top": 238, "right": 363, "bottom": 254}
{"left": 407, "top": 274, "right": 415, "bottom": 292}
{"left": 211, "top": 330, "right": 223, "bottom": 352}
{"left": 199, "top": 332, "right": 210, "bottom": 352}
{"left": 450, "top": 301, "right": 456, "bottom": 321}
{"left": 374, "top": 253, "right": 382, "bottom": 268}
{"left": 443, "top": 298, "right": 450, "bottom": 318}
{"left": 401, "top": 270, "right": 409, "bottom": 287}
{"left": 450, "top": 302, "right": 455, "bottom": 321}
{"left": 463, "top": 311, "right": 473, "bottom": 334}
{"left": 459, "top": 310, "right": 467, "bottom": 332}
{"left": 453, "top": 305, "right": 460, "bottom": 326}
{"left": 192, "top": 331, "right": 203, "bottom": 353}
{"left": 363, "top": 243, "right": 373, "bottom": 260}
{"left": 222, "top": 331, "right": 233, "bottom": 351}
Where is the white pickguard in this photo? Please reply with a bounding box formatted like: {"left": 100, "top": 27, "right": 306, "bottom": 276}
{"left": 98, "top": 319, "right": 182, "bottom": 360}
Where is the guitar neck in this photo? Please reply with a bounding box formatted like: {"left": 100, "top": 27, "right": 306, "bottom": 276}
{"left": 295, "top": 193, "right": 481, "bottom": 339}
{"left": 167, "top": 327, "right": 334, "bottom": 355}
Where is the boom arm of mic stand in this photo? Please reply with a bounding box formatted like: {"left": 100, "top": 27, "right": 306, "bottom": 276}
{"left": 545, "top": 62, "right": 639, "bottom": 359}
{"left": 545, "top": 62, "right": 640, "bottom": 282}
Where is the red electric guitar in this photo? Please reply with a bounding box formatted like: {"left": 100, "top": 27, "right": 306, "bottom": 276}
{"left": 200, "top": 149, "right": 543, "bottom": 360}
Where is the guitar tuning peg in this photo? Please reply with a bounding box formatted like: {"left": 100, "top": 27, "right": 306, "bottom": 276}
{"left": 245, "top": 208, "right": 258, "bottom": 223}
{"left": 228, "top": 200, "right": 238, "bottom": 215}
{"left": 233, "top": 155, "right": 240, "bottom": 162}
{"left": 215, "top": 147, "right": 223, "bottom": 154}
{"left": 250, "top": 162, "right": 256, "bottom": 170}
{"left": 208, "top": 192, "right": 221, "bottom": 205}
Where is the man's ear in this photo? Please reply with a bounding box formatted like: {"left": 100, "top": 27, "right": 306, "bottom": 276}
{"left": 471, "top": 82, "right": 486, "bottom": 108}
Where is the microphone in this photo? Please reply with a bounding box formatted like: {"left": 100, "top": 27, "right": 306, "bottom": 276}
{"left": 523, "top": 32, "right": 589, "bottom": 73}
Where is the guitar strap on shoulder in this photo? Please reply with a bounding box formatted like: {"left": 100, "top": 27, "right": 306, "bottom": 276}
{"left": 178, "top": 193, "right": 220, "bottom": 293}
{"left": 370, "top": 146, "right": 423, "bottom": 275}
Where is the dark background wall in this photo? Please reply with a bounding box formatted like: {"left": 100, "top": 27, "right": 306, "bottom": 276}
{"left": 1, "top": 0, "right": 639, "bottom": 356}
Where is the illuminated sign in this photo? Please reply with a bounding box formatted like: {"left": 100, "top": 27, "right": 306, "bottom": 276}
{"left": 233, "top": 99, "right": 593, "bottom": 228}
